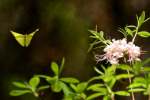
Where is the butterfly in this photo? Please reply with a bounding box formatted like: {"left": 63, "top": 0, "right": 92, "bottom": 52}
{"left": 10, "top": 29, "right": 39, "bottom": 47}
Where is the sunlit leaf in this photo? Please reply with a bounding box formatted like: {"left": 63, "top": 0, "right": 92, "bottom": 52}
{"left": 86, "top": 93, "right": 104, "bottom": 100}
{"left": 115, "top": 91, "right": 130, "bottom": 96}
{"left": 138, "top": 31, "right": 150, "bottom": 38}
{"left": 29, "top": 76, "right": 40, "bottom": 91}
{"left": 12, "top": 82, "right": 27, "bottom": 88}
{"left": 60, "top": 77, "right": 79, "bottom": 83}
{"left": 76, "top": 82, "right": 88, "bottom": 93}
{"left": 51, "top": 62, "right": 59, "bottom": 75}
{"left": 9, "top": 90, "right": 31, "bottom": 96}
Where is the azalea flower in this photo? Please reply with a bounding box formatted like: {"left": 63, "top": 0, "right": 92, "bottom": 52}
{"left": 96, "top": 38, "right": 141, "bottom": 64}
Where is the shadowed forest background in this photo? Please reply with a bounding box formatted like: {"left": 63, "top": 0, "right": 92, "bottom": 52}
{"left": 0, "top": 0, "right": 150, "bottom": 100}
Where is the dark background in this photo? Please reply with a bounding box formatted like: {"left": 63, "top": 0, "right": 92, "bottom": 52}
{"left": 0, "top": 0, "right": 150, "bottom": 100}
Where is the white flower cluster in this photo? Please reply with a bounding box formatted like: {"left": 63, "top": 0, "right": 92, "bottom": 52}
{"left": 96, "top": 38, "right": 141, "bottom": 64}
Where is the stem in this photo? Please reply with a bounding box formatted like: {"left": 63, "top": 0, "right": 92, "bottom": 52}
{"left": 149, "top": 94, "right": 150, "bottom": 100}
{"left": 132, "top": 27, "right": 138, "bottom": 43}
{"left": 127, "top": 70, "right": 135, "bottom": 100}
{"left": 111, "top": 94, "right": 115, "bottom": 100}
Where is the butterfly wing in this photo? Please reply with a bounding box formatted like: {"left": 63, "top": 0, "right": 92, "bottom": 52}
{"left": 10, "top": 31, "right": 25, "bottom": 47}
{"left": 25, "top": 29, "right": 39, "bottom": 47}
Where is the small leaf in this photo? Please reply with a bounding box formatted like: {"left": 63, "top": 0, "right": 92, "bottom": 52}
{"left": 138, "top": 31, "right": 150, "bottom": 38}
{"left": 29, "top": 76, "right": 40, "bottom": 91}
{"left": 70, "top": 84, "right": 77, "bottom": 92}
{"left": 94, "top": 67, "right": 103, "bottom": 75}
{"left": 76, "top": 82, "right": 88, "bottom": 93}
{"left": 60, "top": 77, "right": 79, "bottom": 83}
{"left": 37, "top": 85, "right": 50, "bottom": 91}
{"left": 86, "top": 93, "right": 104, "bottom": 100}
{"left": 128, "top": 83, "right": 146, "bottom": 88}
{"left": 128, "top": 88, "right": 145, "bottom": 92}
{"left": 60, "top": 57, "right": 65, "bottom": 73}
{"left": 143, "top": 67, "right": 150, "bottom": 72}
{"left": 115, "top": 91, "right": 130, "bottom": 96}
{"left": 87, "top": 84, "right": 104, "bottom": 90}
{"left": 51, "top": 62, "right": 59, "bottom": 75}
{"left": 116, "top": 74, "right": 134, "bottom": 80}
{"left": 117, "top": 64, "right": 132, "bottom": 71}
{"left": 125, "top": 27, "right": 133, "bottom": 36}
{"left": 51, "top": 81, "right": 62, "bottom": 92}
{"left": 138, "top": 11, "right": 145, "bottom": 27}
{"left": 103, "top": 96, "right": 110, "bottom": 100}
{"left": 9, "top": 90, "right": 31, "bottom": 96}
{"left": 12, "top": 82, "right": 27, "bottom": 88}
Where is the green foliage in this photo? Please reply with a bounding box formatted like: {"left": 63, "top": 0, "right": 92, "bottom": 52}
{"left": 88, "top": 30, "right": 111, "bottom": 52}
{"left": 10, "top": 76, "right": 48, "bottom": 97}
{"left": 86, "top": 65, "right": 131, "bottom": 100}
{"left": 118, "top": 11, "right": 150, "bottom": 42}
{"left": 128, "top": 74, "right": 150, "bottom": 95}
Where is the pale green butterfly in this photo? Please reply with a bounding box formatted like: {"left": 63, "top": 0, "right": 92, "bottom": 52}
{"left": 10, "top": 29, "right": 39, "bottom": 47}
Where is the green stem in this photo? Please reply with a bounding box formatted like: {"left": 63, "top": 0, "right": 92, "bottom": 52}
{"left": 132, "top": 27, "right": 138, "bottom": 43}
{"left": 127, "top": 70, "right": 135, "bottom": 100}
{"left": 111, "top": 94, "right": 115, "bottom": 100}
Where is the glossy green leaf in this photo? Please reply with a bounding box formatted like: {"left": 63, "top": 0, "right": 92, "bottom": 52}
{"left": 138, "top": 11, "right": 145, "bottom": 27}
{"left": 128, "top": 88, "right": 145, "bottom": 92}
{"left": 87, "top": 84, "right": 104, "bottom": 90}
{"left": 125, "top": 27, "right": 133, "bottom": 36}
{"left": 116, "top": 74, "right": 134, "bottom": 80}
{"left": 51, "top": 81, "right": 62, "bottom": 92}
{"left": 29, "top": 76, "right": 40, "bottom": 91}
{"left": 9, "top": 90, "right": 31, "bottom": 96}
{"left": 51, "top": 62, "right": 59, "bottom": 75}
{"left": 37, "top": 85, "right": 50, "bottom": 91}
{"left": 138, "top": 31, "right": 150, "bottom": 38}
{"left": 12, "top": 82, "right": 27, "bottom": 88}
{"left": 117, "top": 64, "right": 132, "bottom": 71}
{"left": 86, "top": 93, "right": 104, "bottom": 100}
{"left": 60, "top": 57, "right": 65, "bottom": 73}
{"left": 76, "top": 82, "right": 88, "bottom": 93}
{"left": 60, "top": 77, "right": 79, "bottom": 83}
{"left": 115, "top": 91, "right": 130, "bottom": 96}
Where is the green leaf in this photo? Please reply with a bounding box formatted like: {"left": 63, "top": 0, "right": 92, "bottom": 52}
{"left": 51, "top": 62, "right": 59, "bottom": 75}
{"left": 86, "top": 93, "right": 104, "bottom": 100}
{"left": 128, "top": 88, "right": 145, "bottom": 92}
{"left": 70, "top": 84, "right": 77, "bottom": 92}
{"left": 9, "top": 90, "right": 31, "bottom": 96}
{"left": 143, "top": 67, "right": 150, "bottom": 72}
{"left": 94, "top": 67, "right": 103, "bottom": 75}
{"left": 76, "top": 82, "right": 88, "bottom": 93}
{"left": 12, "top": 82, "right": 27, "bottom": 88}
{"left": 87, "top": 84, "right": 104, "bottom": 90}
{"left": 29, "top": 76, "right": 40, "bottom": 91}
{"left": 51, "top": 81, "right": 62, "bottom": 92}
{"left": 128, "top": 83, "right": 146, "bottom": 88}
{"left": 138, "top": 31, "right": 150, "bottom": 38}
{"left": 116, "top": 74, "right": 134, "bottom": 80}
{"left": 37, "top": 85, "right": 50, "bottom": 91}
{"left": 60, "top": 77, "right": 79, "bottom": 83}
{"left": 138, "top": 11, "right": 145, "bottom": 27}
{"left": 117, "top": 64, "right": 132, "bottom": 71}
{"left": 125, "top": 27, "right": 133, "bottom": 36}
{"left": 60, "top": 82, "right": 72, "bottom": 96}
{"left": 103, "top": 96, "right": 110, "bottom": 100}
{"left": 60, "top": 57, "right": 65, "bottom": 73}
{"left": 133, "top": 77, "right": 146, "bottom": 84}
{"left": 115, "top": 91, "right": 130, "bottom": 96}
